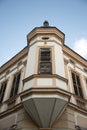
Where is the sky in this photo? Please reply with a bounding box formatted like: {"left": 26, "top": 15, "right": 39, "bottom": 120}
{"left": 0, "top": 0, "right": 87, "bottom": 67}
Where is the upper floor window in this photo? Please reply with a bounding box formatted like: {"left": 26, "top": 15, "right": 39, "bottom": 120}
{"left": 0, "top": 81, "right": 7, "bottom": 103}
{"left": 10, "top": 72, "right": 21, "bottom": 98}
{"left": 72, "top": 72, "right": 83, "bottom": 98}
{"left": 38, "top": 48, "right": 52, "bottom": 74}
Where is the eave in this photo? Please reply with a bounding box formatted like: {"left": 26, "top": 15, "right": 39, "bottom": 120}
{"left": 27, "top": 27, "right": 65, "bottom": 45}
{"left": 0, "top": 46, "right": 28, "bottom": 74}
{"left": 63, "top": 45, "right": 87, "bottom": 67}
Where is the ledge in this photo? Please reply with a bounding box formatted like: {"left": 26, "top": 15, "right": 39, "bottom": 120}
{"left": 23, "top": 74, "right": 68, "bottom": 84}
{"left": 0, "top": 103, "right": 23, "bottom": 118}
{"left": 68, "top": 102, "right": 87, "bottom": 115}
{"left": 20, "top": 87, "right": 71, "bottom": 101}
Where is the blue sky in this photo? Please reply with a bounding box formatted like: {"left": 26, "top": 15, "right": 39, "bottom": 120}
{"left": 0, "top": 0, "right": 87, "bottom": 66}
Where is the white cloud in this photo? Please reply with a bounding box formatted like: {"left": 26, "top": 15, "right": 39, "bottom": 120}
{"left": 74, "top": 38, "right": 87, "bottom": 59}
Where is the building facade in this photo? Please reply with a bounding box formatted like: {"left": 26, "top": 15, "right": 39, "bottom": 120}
{"left": 0, "top": 21, "right": 87, "bottom": 130}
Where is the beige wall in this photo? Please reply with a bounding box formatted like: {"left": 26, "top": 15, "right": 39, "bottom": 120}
{"left": 0, "top": 108, "right": 38, "bottom": 130}
{"left": 1, "top": 105, "right": 87, "bottom": 130}
{"left": 64, "top": 54, "right": 87, "bottom": 106}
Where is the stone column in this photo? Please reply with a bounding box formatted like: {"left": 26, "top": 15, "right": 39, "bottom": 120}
{"left": 1, "top": 75, "right": 14, "bottom": 112}
{"left": 67, "top": 67, "right": 74, "bottom": 93}
{"left": 80, "top": 75, "right": 87, "bottom": 100}
{"left": 3, "top": 75, "right": 14, "bottom": 102}
{"left": 16, "top": 67, "right": 25, "bottom": 104}
{"left": 18, "top": 67, "right": 25, "bottom": 93}
{"left": 67, "top": 66, "right": 77, "bottom": 104}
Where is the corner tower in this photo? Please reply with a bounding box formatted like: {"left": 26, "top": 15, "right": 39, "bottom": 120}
{"left": 21, "top": 21, "right": 71, "bottom": 128}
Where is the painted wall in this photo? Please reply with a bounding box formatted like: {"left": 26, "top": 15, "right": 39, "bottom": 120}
{"left": 26, "top": 37, "right": 65, "bottom": 76}
{"left": 24, "top": 36, "right": 66, "bottom": 90}
{"left": 25, "top": 44, "right": 37, "bottom": 77}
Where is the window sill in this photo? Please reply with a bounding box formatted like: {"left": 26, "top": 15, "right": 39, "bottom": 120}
{"left": 74, "top": 94, "right": 86, "bottom": 103}
{"left": 5, "top": 94, "right": 18, "bottom": 104}
{"left": 73, "top": 94, "right": 87, "bottom": 110}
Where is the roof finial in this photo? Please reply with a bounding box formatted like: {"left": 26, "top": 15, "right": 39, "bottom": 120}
{"left": 43, "top": 20, "right": 49, "bottom": 27}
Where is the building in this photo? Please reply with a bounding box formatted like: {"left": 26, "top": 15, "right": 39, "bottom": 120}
{"left": 0, "top": 21, "right": 87, "bottom": 130}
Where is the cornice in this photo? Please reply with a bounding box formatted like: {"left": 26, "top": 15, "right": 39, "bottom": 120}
{"left": 0, "top": 90, "right": 87, "bottom": 118}
{"left": 63, "top": 45, "right": 87, "bottom": 67}
{"left": 20, "top": 87, "right": 71, "bottom": 101}
{"left": 0, "top": 46, "right": 28, "bottom": 74}
{"left": 23, "top": 74, "right": 68, "bottom": 85}
{"left": 0, "top": 103, "right": 23, "bottom": 119}
{"left": 68, "top": 102, "right": 87, "bottom": 115}
{"left": 27, "top": 27, "right": 65, "bottom": 45}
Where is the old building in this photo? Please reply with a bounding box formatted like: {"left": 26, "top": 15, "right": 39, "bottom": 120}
{"left": 0, "top": 21, "right": 87, "bottom": 130}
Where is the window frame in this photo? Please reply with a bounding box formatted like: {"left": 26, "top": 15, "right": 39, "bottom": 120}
{"left": 71, "top": 71, "right": 83, "bottom": 98}
{"left": 0, "top": 81, "right": 7, "bottom": 103}
{"left": 10, "top": 72, "right": 21, "bottom": 98}
{"left": 38, "top": 47, "right": 52, "bottom": 74}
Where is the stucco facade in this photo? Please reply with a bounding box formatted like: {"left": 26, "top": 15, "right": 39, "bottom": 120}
{"left": 0, "top": 21, "right": 87, "bottom": 130}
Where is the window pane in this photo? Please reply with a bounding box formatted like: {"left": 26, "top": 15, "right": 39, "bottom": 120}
{"left": 76, "top": 75, "right": 81, "bottom": 86}
{"left": 10, "top": 76, "right": 16, "bottom": 98}
{"left": 39, "top": 62, "right": 52, "bottom": 74}
{"left": 10, "top": 73, "right": 21, "bottom": 98}
{"left": 72, "top": 72, "right": 83, "bottom": 98}
{"left": 39, "top": 48, "right": 52, "bottom": 74}
{"left": 72, "top": 73, "right": 76, "bottom": 84}
{"left": 78, "top": 87, "right": 83, "bottom": 98}
{"left": 0, "top": 85, "right": 3, "bottom": 102}
{"left": 74, "top": 85, "right": 78, "bottom": 96}
{"left": 14, "top": 73, "right": 20, "bottom": 96}
{"left": 40, "top": 48, "right": 51, "bottom": 61}
{"left": 0, "top": 82, "right": 7, "bottom": 103}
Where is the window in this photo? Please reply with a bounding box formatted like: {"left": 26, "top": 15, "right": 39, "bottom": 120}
{"left": 0, "top": 81, "right": 7, "bottom": 103}
{"left": 10, "top": 73, "right": 21, "bottom": 98}
{"left": 38, "top": 48, "right": 52, "bottom": 74}
{"left": 72, "top": 72, "right": 83, "bottom": 98}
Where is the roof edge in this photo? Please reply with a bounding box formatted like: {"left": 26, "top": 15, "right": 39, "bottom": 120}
{"left": 0, "top": 46, "right": 28, "bottom": 74}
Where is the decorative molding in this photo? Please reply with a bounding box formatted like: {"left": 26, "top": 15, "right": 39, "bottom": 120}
{"left": 69, "top": 59, "right": 75, "bottom": 65}
{"left": 17, "top": 61, "right": 23, "bottom": 67}
{"left": 0, "top": 46, "right": 28, "bottom": 74}
{"left": 0, "top": 75, "right": 6, "bottom": 81}
{"left": 64, "top": 58, "right": 69, "bottom": 65}
{"left": 0, "top": 103, "right": 23, "bottom": 118}
{"left": 63, "top": 45, "right": 87, "bottom": 67}
{"left": 23, "top": 74, "right": 68, "bottom": 85}
{"left": 68, "top": 102, "right": 87, "bottom": 115}
{"left": 84, "top": 68, "right": 87, "bottom": 73}
{"left": 6, "top": 69, "right": 10, "bottom": 75}
{"left": 20, "top": 87, "right": 71, "bottom": 102}
{"left": 27, "top": 27, "right": 65, "bottom": 45}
